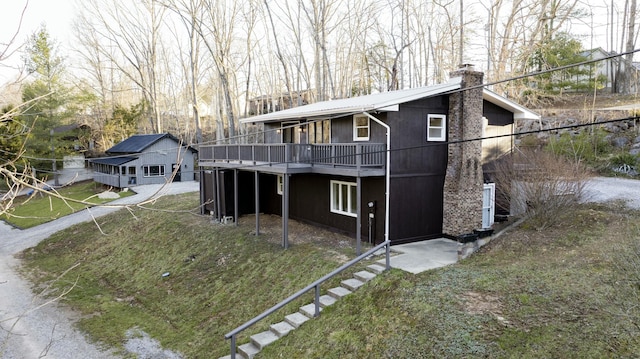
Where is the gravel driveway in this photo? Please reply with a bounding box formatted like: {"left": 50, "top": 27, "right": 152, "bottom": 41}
{"left": 1, "top": 181, "right": 199, "bottom": 359}
{"left": 583, "top": 177, "right": 640, "bottom": 209}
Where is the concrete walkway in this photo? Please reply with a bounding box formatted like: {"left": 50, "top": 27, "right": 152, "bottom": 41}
{"left": 378, "top": 238, "right": 460, "bottom": 274}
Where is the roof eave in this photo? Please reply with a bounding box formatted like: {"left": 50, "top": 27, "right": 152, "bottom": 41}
{"left": 240, "top": 80, "right": 463, "bottom": 124}
{"left": 482, "top": 89, "right": 540, "bottom": 121}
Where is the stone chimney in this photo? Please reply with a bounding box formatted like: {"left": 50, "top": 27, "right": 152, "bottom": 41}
{"left": 442, "top": 64, "right": 484, "bottom": 236}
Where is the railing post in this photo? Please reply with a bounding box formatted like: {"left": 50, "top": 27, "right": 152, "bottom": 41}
{"left": 314, "top": 284, "right": 320, "bottom": 317}
{"left": 331, "top": 145, "right": 336, "bottom": 167}
{"left": 285, "top": 145, "right": 290, "bottom": 168}
{"left": 230, "top": 335, "right": 236, "bottom": 359}
{"left": 356, "top": 144, "right": 362, "bottom": 170}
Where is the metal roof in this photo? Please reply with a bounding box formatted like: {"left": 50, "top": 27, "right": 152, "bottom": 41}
{"left": 240, "top": 78, "right": 463, "bottom": 124}
{"left": 107, "top": 133, "right": 168, "bottom": 154}
{"left": 240, "top": 77, "right": 540, "bottom": 124}
{"left": 89, "top": 156, "right": 137, "bottom": 166}
{"left": 106, "top": 133, "right": 197, "bottom": 154}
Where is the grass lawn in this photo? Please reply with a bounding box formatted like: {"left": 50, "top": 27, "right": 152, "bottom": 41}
{"left": 19, "top": 192, "right": 365, "bottom": 358}
{"left": 20, "top": 194, "right": 640, "bottom": 358}
{"left": 1, "top": 181, "right": 133, "bottom": 228}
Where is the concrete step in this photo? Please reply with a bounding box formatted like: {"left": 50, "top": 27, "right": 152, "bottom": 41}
{"left": 285, "top": 312, "right": 310, "bottom": 328}
{"left": 319, "top": 294, "right": 337, "bottom": 308}
{"left": 341, "top": 278, "right": 364, "bottom": 291}
{"left": 299, "top": 303, "right": 322, "bottom": 317}
{"left": 238, "top": 342, "right": 259, "bottom": 359}
{"left": 367, "top": 263, "right": 386, "bottom": 274}
{"left": 270, "top": 321, "right": 295, "bottom": 338}
{"left": 354, "top": 270, "right": 377, "bottom": 282}
{"left": 328, "top": 286, "right": 352, "bottom": 299}
{"left": 219, "top": 355, "right": 247, "bottom": 359}
{"left": 250, "top": 330, "right": 279, "bottom": 350}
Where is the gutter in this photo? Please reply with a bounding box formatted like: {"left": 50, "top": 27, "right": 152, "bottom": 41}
{"left": 363, "top": 112, "right": 390, "bottom": 244}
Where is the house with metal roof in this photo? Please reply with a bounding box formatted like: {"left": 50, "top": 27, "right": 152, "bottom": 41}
{"left": 90, "top": 133, "right": 197, "bottom": 188}
{"left": 198, "top": 65, "right": 539, "bottom": 249}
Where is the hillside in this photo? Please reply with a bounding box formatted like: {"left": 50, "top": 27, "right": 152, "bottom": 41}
{"left": 19, "top": 192, "right": 640, "bottom": 357}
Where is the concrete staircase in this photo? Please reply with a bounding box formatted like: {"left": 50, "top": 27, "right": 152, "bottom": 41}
{"left": 220, "top": 263, "right": 386, "bottom": 359}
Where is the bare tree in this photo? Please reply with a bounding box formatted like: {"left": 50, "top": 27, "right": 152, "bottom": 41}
{"left": 162, "top": 0, "right": 208, "bottom": 144}
{"left": 77, "top": 0, "right": 168, "bottom": 133}
{"left": 195, "top": 0, "right": 245, "bottom": 142}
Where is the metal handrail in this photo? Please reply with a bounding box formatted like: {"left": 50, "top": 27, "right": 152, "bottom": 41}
{"left": 224, "top": 239, "right": 392, "bottom": 358}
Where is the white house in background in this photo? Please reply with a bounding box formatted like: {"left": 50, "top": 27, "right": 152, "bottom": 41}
{"left": 90, "top": 133, "right": 197, "bottom": 188}
{"left": 581, "top": 48, "right": 640, "bottom": 92}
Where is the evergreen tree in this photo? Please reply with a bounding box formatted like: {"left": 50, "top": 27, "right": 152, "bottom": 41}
{"left": 526, "top": 32, "right": 604, "bottom": 96}
{"left": 20, "top": 25, "right": 72, "bottom": 174}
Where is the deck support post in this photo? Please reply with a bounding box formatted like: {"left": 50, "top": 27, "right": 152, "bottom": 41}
{"left": 234, "top": 169, "right": 239, "bottom": 226}
{"left": 255, "top": 171, "right": 260, "bottom": 235}
{"left": 214, "top": 168, "right": 221, "bottom": 222}
{"left": 356, "top": 176, "right": 362, "bottom": 255}
{"left": 282, "top": 174, "right": 290, "bottom": 249}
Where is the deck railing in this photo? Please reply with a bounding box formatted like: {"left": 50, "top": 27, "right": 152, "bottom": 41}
{"left": 199, "top": 143, "right": 385, "bottom": 169}
{"left": 224, "top": 240, "right": 391, "bottom": 358}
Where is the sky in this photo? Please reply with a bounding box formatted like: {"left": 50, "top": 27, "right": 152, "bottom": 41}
{"left": 0, "top": 0, "right": 75, "bottom": 83}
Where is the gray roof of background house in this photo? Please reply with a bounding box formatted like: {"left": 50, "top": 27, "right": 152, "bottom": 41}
{"left": 240, "top": 77, "right": 540, "bottom": 124}
{"left": 106, "top": 133, "right": 197, "bottom": 154}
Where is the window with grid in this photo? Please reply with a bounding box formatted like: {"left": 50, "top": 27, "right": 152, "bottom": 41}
{"left": 353, "top": 115, "right": 370, "bottom": 141}
{"left": 143, "top": 165, "right": 165, "bottom": 177}
{"left": 427, "top": 114, "right": 446, "bottom": 141}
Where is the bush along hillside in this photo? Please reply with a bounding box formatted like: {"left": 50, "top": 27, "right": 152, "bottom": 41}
{"left": 516, "top": 100, "right": 640, "bottom": 177}
{"left": 20, "top": 193, "right": 640, "bottom": 357}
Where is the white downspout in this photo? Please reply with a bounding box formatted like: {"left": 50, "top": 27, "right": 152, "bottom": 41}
{"left": 363, "top": 112, "right": 390, "bottom": 244}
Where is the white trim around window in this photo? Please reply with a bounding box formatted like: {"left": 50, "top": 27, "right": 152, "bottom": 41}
{"left": 353, "top": 114, "right": 370, "bottom": 141}
{"left": 427, "top": 114, "right": 446, "bottom": 142}
{"left": 143, "top": 164, "right": 165, "bottom": 177}
{"left": 330, "top": 180, "right": 357, "bottom": 217}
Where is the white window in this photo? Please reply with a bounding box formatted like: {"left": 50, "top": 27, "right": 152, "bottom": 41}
{"left": 427, "top": 114, "right": 446, "bottom": 141}
{"left": 330, "top": 180, "right": 357, "bottom": 217}
{"left": 143, "top": 165, "right": 165, "bottom": 177}
{"left": 277, "top": 175, "right": 284, "bottom": 195}
{"left": 353, "top": 115, "right": 370, "bottom": 141}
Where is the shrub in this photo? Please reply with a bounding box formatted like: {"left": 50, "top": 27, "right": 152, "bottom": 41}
{"left": 547, "top": 129, "right": 610, "bottom": 165}
{"left": 493, "top": 148, "right": 592, "bottom": 230}
{"left": 610, "top": 152, "right": 639, "bottom": 168}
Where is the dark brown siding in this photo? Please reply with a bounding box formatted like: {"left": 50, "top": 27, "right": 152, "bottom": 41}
{"left": 259, "top": 173, "right": 282, "bottom": 215}
{"left": 384, "top": 96, "right": 449, "bottom": 242}
{"left": 329, "top": 114, "right": 387, "bottom": 144}
{"left": 483, "top": 100, "right": 514, "bottom": 126}
{"left": 264, "top": 123, "right": 280, "bottom": 143}
{"left": 252, "top": 173, "right": 385, "bottom": 243}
